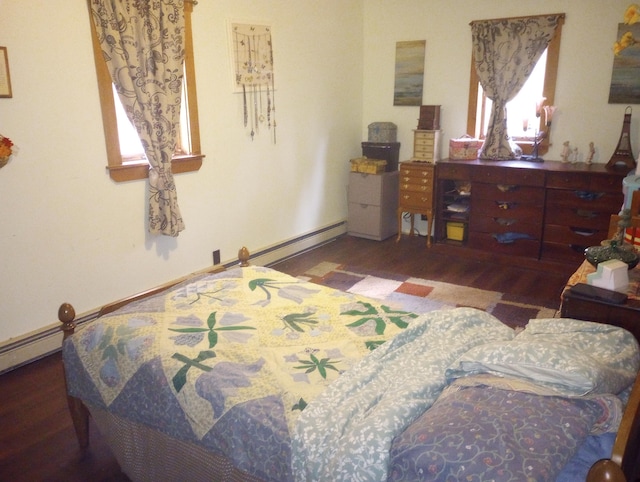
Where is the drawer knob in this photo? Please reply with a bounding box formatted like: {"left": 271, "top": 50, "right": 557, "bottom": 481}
{"left": 496, "top": 201, "right": 516, "bottom": 210}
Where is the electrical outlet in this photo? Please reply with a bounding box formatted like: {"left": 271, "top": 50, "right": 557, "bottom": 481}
{"left": 212, "top": 249, "right": 221, "bottom": 265}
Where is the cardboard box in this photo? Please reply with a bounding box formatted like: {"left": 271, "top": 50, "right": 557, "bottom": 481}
{"left": 446, "top": 222, "right": 466, "bottom": 241}
{"left": 350, "top": 157, "right": 387, "bottom": 174}
{"left": 449, "top": 135, "right": 482, "bottom": 160}
{"left": 368, "top": 122, "right": 397, "bottom": 143}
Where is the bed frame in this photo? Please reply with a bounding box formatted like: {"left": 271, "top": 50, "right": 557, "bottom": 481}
{"left": 57, "top": 247, "right": 640, "bottom": 482}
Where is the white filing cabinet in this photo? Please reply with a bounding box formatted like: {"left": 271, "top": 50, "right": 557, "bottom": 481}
{"left": 347, "top": 171, "right": 399, "bottom": 241}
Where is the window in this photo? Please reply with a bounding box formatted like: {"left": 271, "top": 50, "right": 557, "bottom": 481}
{"left": 467, "top": 18, "right": 563, "bottom": 157}
{"left": 89, "top": 1, "right": 203, "bottom": 182}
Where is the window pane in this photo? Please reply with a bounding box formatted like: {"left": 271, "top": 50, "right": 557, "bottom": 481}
{"left": 476, "top": 49, "right": 547, "bottom": 141}
{"left": 112, "top": 85, "right": 146, "bottom": 160}
{"left": 506, "top": 49, "right": 547, "bottom": 139}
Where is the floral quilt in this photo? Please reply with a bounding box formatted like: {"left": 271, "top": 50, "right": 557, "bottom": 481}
{"left": 63, "top": 265, "right": 640, "bottom": 481}
{"left": 63, "top": 265, "right": 421, "bottom": 480}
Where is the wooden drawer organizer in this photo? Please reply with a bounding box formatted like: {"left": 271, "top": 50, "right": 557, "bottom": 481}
{"left": 411, "top": 130, "right": 441, "bottom": 163}
{"left": 397, "top": 161, "right": 435, "bottom": 246}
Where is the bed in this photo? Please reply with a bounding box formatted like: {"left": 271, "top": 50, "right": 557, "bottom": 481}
{"left": 58, "top": 247, "right": 640, "bottom": 482}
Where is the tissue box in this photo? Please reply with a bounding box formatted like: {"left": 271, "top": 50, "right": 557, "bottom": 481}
{"left": 587, "top": 259, "right": 629, "bottom": 293}
{"left": 449, "top": 135, "right": 482, "bottom": 160}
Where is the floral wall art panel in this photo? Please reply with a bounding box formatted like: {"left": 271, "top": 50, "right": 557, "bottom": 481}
{"left": 609, "top": 5, "right": 640, "bottom": 104}
{"left": 393, "top": 40, "right": 426, "bottom": 106}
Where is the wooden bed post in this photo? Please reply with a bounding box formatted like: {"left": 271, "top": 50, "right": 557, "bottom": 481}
{"left": 58, "top": 302, "right": 90, "bottom": 453}
{"left": 238, "top": 246, "right": 250, "bottom": 267}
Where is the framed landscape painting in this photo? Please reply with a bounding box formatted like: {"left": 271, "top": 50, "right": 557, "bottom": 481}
{"left": 393, "top": 40, "right": 425, "bottom": 106}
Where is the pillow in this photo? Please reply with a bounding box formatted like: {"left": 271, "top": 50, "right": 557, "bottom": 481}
{"left": 446, "top": 318, "right": 640, "bottom": 396}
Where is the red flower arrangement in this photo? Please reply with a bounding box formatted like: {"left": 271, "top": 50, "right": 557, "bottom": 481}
{"left": 0, "top": 134, "right": 14, "bottom": 168}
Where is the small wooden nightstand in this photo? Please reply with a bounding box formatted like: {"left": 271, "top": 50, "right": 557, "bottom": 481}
{"left": 397, "top": 161, "right": 435, "bottom": 247}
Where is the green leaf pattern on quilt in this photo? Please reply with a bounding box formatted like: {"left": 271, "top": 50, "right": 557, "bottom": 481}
{"left": 69, "top": 266, "right": 419, "bottom": 443}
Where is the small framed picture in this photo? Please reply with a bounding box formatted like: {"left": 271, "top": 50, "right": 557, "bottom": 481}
{"left": 0, "top": 47, "right": 13, "bottom": 98}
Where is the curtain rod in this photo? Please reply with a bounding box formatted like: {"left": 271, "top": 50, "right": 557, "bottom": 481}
{"left": 470, "top": 12, "right": 565, "bottom": 26}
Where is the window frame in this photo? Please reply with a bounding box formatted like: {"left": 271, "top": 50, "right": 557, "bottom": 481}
{"left": 466, "top": 16, "right": 564, "bottom": 157}
{"left": 89, "top": 1, "right": 203, "bottom": 182}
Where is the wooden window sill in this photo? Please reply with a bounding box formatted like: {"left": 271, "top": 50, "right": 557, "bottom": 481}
{"left": 106, "top": 154, "right": 204, "bottom": 182}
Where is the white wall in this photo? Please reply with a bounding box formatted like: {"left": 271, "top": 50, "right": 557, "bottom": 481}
{"left": 362, "top": 0, "right": 640, "bottom": 163}
{"left": 0, "top": 0, "right": 364, "bottom": 344}
{"left": 0, "top": 0, "right": 636, "bottom": 351}
{"left": 362, "top": 0, "right": 638, "bottom": 233}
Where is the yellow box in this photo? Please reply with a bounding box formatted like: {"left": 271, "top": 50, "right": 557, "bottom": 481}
{"left": 446, "top": 222, "right": 466, "bottom": 241}
{"left": 350, "top": 157, "right": 387, "bottom": 174}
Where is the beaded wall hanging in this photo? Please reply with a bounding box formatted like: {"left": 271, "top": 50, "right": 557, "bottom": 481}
{"left": 232, "top": 22, "right": 276, "bottom": 142}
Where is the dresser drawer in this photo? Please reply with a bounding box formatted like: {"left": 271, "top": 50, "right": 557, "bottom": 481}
{"left": 469, "top": 215, "right": 542, "bottom": 238}
{"left": 414, "top": 133, "right": 436, "bottom": 148}
{"left": 468, "top": 232, "right": 540, "bottom": 258}
{"left": 546, "top": 171, "right": 623, "bottom": 191}
{"left": 472, "top": 182, "right": 545, "bottom": 204}
{"left": 541, "top": 242, "right": 587, "bottom": 263}
{"left": 544, "top": 206, "right": 612, "bottom": 230}
{"left": 472, "top": 197, "right": 543, "bottom": 220}
{"left": 543, "top": 224, "right": 608, "bottom": 246}
{"left": 400, "top": 182, "right": 434, "bottom": 195}
{"left": 348, "top": 203, "right": 396, "bottom": 241}
{"left": 412, "top": 148, "right": 436, "bottom": 161}
{"left": 399, "top": 191, "right": 433, "bottom": 209}
{"left": 348, "top": 171, "right": 400, "bottom": 206}
{"left": 437, "top": 163, "right": 471, "bottom": 180}
{"left": 471, "top": 166, "right": 545, "bottom": 186}
{"left": 545, "top": 189, "right": 622, "bottom": 212}
{"left": 400, "top": 163, "right": 434, "bottom": 179}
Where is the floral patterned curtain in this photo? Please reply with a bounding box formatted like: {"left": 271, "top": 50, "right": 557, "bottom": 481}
{"left": 90, "top": 0, "right": 186, "bottom": 236}
{"left": 471, "top": 14, "right": 563, "bottom": 160}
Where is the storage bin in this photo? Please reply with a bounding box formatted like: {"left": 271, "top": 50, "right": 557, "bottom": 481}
{"left": 449, "top": 135, "right": 482, "bottom": 160}
{"left": 350, "top": 157, "right": 387, "bottom": 174}
{"left": 361, "top": 142, "right": 401, "bottom": 171}
{"left": 368, "top": 122, "right": 397, "bottom": 143}
{"left": 446, "top": 222, "right": 466, "bottom": 241}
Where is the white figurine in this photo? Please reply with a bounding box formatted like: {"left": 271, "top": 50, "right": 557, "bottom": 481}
{"left": 561, "top": 141, "right": 571, "bottom": 163}
{"left": 586, "top": 142, "right": 595, "bottom": 165}
{"left": 571, "top": 147, "right": 579, "bottom": 164}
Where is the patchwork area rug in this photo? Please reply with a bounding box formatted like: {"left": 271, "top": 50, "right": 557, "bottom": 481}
{"left": 299, "top": 262, "right": 559, "bottom": 329}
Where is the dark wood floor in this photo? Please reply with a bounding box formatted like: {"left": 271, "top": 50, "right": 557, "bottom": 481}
{"left": 0, "top": 234, "right": 577, "bottom": 481}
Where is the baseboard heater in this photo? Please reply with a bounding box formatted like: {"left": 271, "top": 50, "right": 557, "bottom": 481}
{"left": 0, "top": 221, "right": 347, "bottom": 374}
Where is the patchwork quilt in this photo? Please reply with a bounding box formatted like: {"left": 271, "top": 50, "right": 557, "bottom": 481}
{"left": 63, "top": 266, "right": 640, "bottom": 481}
{"left": 64, "top": 265, "right": 423, "bottom": 480}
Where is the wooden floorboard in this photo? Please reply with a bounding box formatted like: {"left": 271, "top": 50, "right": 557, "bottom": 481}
{"left": 0, "top": 234, "right": 577, "bottom": 481}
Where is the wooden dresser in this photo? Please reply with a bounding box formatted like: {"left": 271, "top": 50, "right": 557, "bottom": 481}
{"left": 434, "top": 159, "right": 627, "bottom": 264}
{"left": 397, "top": 161, "right": 435, "bottom": 246}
